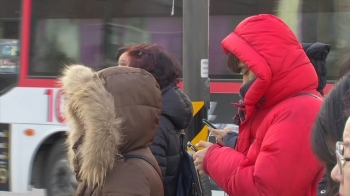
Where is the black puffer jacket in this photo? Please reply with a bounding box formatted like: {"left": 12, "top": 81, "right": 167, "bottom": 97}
{"left": 149, "top": 84, "right": 193, "bottom": 196}
{"left": 303, "top": 42, "right": 330, "bottom": 196}
{"left": 302, "top": 42, "right": 331, "bottom": 96}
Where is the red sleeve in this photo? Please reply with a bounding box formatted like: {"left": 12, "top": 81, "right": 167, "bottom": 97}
{"left": 203, "top": 109, "right": 323, "bottom": 196}
{"left": 203, "top": 144, "right": 260, "bottom": 195}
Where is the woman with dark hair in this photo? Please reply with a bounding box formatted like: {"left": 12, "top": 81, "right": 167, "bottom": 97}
{"left": 117, "top": 43, "right": 193, "bottom": 196}
{"left": 331, "top": 116, "right": 350, "bottom": 196}
{"left": 312, "top": 72, "right": 350, "bottom": 196}
{"left": 126, "top": 43, "right": 182, "bottom": 89}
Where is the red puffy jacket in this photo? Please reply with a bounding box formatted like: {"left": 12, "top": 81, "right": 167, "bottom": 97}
{"left": 203, "top": 14, "right": 324, "bottom": 196}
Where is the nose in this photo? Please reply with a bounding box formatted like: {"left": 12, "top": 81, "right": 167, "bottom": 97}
{"left": 331, "top": 164, "right": 343, "bottom": 183}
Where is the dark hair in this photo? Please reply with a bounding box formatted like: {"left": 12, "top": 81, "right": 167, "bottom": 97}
{"left": 115, "top": 45, "right": 133, "bottom": 62}
{"left": 126, "top": 43, "right": 181, "bottom": 89}
{"left": 226, "top": 52, "right": 241, "bottom": 73}
{"left": 338, "top": 54, "right": 350, "bottom": 78}
{"left": 311, "top": 72, "right": 350, "bottom": 196}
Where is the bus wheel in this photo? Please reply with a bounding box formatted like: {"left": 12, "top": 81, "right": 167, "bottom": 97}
{"left": 44, "top": 139, "right": 77, "bottom": 196}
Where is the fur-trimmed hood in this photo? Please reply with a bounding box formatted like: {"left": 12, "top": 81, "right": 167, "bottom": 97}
{"left": 59, "top": 65, "right": 162, "bottom": 187}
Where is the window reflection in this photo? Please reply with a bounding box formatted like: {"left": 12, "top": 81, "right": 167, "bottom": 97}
{"left": 277, "top": 0, "right": 350, "bottom": 80}
{"left": 27, "top": 0, "right": 350, "bottom": 81}
{"left": 209, "top": 0, "right": 350, "bottom": 80}
{"left": 28, "top": 0, "right": 183, "bottom": 77}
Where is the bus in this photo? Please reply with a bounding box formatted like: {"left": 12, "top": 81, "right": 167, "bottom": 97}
{"left": 0, "top": 0, "right": 348, "bottom": 195}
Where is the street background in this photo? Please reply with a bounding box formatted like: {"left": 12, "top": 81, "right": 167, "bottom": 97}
{"left": 0, "top": 189, "right": 45, "bottom": 196}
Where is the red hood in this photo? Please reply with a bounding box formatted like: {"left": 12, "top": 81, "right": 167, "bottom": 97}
{"left": 221, "top": 14, "right": 318, "bottom": 121}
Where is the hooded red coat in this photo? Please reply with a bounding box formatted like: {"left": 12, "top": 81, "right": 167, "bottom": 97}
{"left": 203, "top": 14, "right": 324, "bottom": 196}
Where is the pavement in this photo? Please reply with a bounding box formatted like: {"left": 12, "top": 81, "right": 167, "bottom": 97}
{"left": 0, "top": 189, "right": 45, "bottom": 196}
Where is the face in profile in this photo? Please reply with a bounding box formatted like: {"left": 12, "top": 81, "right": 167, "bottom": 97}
{"left": 117, "top": 52, "right": 130, "bottom": 67}
{"left": 238, "top": 61, "right": 256, "bottom": 84}
{"left": 332, "top": 117, "right": 350, "bottom": 196}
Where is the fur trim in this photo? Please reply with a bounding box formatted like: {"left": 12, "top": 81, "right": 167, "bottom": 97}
{"left": 59, "top": 64, "right": 124, "bottom": 187}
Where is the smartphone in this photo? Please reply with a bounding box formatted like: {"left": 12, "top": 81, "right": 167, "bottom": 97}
{"left": 202, "top": 119, "right": 217, "bottom": 129}
{"left": 187, "top": 141, "right": 198, "bottom": 152}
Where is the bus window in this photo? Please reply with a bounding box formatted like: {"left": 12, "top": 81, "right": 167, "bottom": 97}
{"left": 0, "top": 0, "right": 21, "bottom": 94}
{"left": 208, "top": 0, "right": 275, "bottom": 79}
{"left": 209, "top": 0, "right": 350, "bottom": 81}
{"left": 29, "top": 0, "right": 183, "bottom": 77}
{"left": 298, "top": 0, "right": 350, "bottom": 80}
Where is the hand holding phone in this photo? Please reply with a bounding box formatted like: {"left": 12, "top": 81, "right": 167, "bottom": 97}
{"left": 210, "top": 127, "right": 234, "bottom": 144}
{"left": 202, "top": 119, "right": 217, "bottom": 129}
{"left": 187, "top": 141, "right": 198, "bottom": 152}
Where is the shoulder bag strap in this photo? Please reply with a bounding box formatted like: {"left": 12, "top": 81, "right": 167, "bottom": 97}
{"left": 124, "top": 154, "right": 163, "bottom": 180}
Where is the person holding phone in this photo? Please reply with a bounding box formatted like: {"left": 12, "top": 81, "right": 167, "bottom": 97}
{"left": 193, "top": 14, "right": 324, "bottom": 196}
{"left": 209, "top": 127, "right": 237, "bottom": 147}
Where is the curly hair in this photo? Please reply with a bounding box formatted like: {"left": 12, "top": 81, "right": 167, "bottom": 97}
{"left": 126, "top": 43, "right": 181, "bottom": 89}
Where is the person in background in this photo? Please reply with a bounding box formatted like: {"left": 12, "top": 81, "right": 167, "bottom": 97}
{"left": 331, "top": 116, "right": 350, "bottom": 196}
{"left": 117, "top": 43, "right": 193, "bottom": 196}
{"left": 312, "top": 72, "right": 350, "bottom": 196}
{"left": 301, "top": 42, "right": 331, "bottom": 196}
{"left": 193, "top": 14, "right": 324, "bottom": 196}
{"left": 302, "top": 42, "right": 330, "bottom": 96}
{"left": 314, "top": 52, "right": 350, "bottom": 196}
{"left": 60, "top": 65, "right": 164, "bottom": 196}
{"left": 115, "top": 45, "right": 132, "bottom": 66}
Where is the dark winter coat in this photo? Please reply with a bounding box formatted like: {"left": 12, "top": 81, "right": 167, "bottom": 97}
{"left": 149, "top": 84, "right": 193, "bottom": 196}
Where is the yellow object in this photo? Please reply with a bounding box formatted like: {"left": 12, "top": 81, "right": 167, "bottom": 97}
{"left": 188, "top": 101, "right": 209, "bottom": 151}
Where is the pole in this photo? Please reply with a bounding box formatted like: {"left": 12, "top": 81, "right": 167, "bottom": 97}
{"left": 183, "top": 0, "right": 210, "bottom": 144}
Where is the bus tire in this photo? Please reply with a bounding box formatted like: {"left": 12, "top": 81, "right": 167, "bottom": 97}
{"left": 44, "top": 139, "right": 77, "bottom": 196}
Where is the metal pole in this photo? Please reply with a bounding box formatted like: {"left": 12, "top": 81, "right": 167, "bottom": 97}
{"left": 183, "top": 0, "right": 209, "bottom": 103}
{"left": 183, "top": 0, "right": 210, "bottom": 142}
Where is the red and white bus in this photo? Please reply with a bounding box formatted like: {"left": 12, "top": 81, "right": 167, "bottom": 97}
{"left": 0, "top": 0, "right": 346, "bottom": 195}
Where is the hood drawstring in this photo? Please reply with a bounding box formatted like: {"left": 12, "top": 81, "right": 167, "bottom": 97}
{"left": 232, "top": 100, "right": 246, "bottom": 122}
